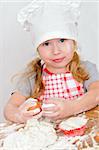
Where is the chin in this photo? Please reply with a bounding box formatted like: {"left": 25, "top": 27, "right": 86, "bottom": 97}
{"left": 46, "top": 61, "right": 69, "bottom": 69}
{"left": 53, "top": 62, "right": 68, "bottom": 68}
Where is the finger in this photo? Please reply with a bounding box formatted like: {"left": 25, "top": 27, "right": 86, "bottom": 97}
{"left": 23, "top": 112, "right": 42, "bottom": 121}
{"left": 42, "top": 105, "right": 58, "bottom": 111}
{"left": 22, "top": 116, "right": 34, "bottom": 122}
{"left": 20, "top": 100, "right": 38, "bottom": 110}
{"left": 42, "top": 111, "right": 59, "bottom": 118}
{"left": 43, "top": 100, "right": 58, "bottom": 105}
{"left": 19, "top": 104, "right": 32, "bottom": 111}
{"left": 15, "top": 113, "right": 26, "bottom": 123}
{"left": 55, "top": 119, "right": 62, "bottom": 124}
{"left": 32, "top": 112, "right": 42, "bottom": 119}
{"left": 23, "top": 108, "right": 41, "bottom": 117}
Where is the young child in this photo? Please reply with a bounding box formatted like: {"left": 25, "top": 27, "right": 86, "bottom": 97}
{"left": 4, "top": 1, "right": 99, "bottom": 123}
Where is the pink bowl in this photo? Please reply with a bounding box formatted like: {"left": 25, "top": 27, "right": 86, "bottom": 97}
{"left": 59, "top": 125, "right": 87, "bottom": 137}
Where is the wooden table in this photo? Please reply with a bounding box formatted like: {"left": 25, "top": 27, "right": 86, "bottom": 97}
{"left": 85, "top": 106, "right": 99, "bottom": 132}
{"left": 0, "top": 106, "right": 99, "bottom": 150}
{"left": 77, "top": 106, "right": 99, "bottom": 149}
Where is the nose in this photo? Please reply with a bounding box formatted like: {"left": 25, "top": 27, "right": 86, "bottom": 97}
{"left": 52, "top": 42, "right": 61, "bottom": 55}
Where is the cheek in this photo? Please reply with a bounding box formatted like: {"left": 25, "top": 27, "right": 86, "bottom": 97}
{"left": 38, "top": 49, "right": 50, "bottom": 60}
{"left": 64, "top": 40, "right": 74, "bottom": 52}
{"left": 38, "top": 48, "right": 46, "bottom": 57}
{"left": 64, "top": 42, "right": 74, "bottom": 57}
{"left": 66, "top": 43, "right": 73, "bottom": 53}
{"left": 65, "top": 48, "right": 74, "bottom": 59}
{"left": 66, "top": 52, "right": 73, "bottom": 59}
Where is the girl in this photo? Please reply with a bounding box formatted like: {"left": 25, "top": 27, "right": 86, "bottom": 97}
{"left": 4, "top": 1, "right": 99, "bottom": 123}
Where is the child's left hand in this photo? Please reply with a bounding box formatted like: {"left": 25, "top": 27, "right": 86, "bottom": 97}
{"left": 42, "top": 98, "right": 73, "bottom": 121}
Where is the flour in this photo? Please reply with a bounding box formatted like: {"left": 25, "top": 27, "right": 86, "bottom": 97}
{"left": 3, "top": 118, "right": 57, "bottom": 150}
{"left": 1, "top": 115, "right": 99, "bottom": 150}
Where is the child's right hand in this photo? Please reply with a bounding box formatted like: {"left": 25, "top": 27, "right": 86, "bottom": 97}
{"left": 15, "top": 99, "right": 42, "bottom": 123}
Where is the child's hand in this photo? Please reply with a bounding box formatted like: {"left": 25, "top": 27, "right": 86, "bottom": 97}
{"left": 15, "top": 100, "right": 42, "bottom": 123}
{"left": 42, "top": 98, "right": 72, "bottom": 121}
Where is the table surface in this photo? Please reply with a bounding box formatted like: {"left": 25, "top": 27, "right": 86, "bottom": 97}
{"left": 0, "top": 106, "right": 99, "bottom": 150}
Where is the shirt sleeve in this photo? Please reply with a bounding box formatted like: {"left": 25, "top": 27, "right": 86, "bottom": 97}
{"left": 12, "top": 75, "right": 35, "bottom": 97}
{"left": 83, "top": 61, "right": 99, "bottom": 91}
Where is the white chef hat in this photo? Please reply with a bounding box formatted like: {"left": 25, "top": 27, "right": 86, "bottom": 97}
{"left": 17, "top": 0, "right": 81, "bottom": 51}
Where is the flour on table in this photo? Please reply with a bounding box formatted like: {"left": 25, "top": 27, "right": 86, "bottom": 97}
{"left": 1, "top": 114, "right": 99, "bottom": 150}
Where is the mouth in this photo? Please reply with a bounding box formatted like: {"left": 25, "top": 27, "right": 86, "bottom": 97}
{"left": 52, "top": 57, "right": 65, "bottom": 63}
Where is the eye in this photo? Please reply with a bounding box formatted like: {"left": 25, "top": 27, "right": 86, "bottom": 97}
{"left": 60, "top": 39, "right": 65, "bottom": 43}
{"left": 43, "top": 42, "right": 49, "bottom": 46}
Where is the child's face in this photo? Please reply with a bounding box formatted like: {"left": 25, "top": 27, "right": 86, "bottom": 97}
{"left": 38, "top": 38, "right": 75, "bottom": 73}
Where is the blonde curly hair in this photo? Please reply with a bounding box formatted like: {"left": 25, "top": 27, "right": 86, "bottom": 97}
{"left": 18, "top": 45, "right": 89, "bottom": 99}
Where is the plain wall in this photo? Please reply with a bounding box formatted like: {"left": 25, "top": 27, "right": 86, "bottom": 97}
{"left": 0, "top": 1, "right": 99, "bottom": 122}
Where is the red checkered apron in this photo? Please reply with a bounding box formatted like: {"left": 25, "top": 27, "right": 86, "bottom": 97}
{"left": 39, "top": 65, "right": 85, "bottom": 101}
